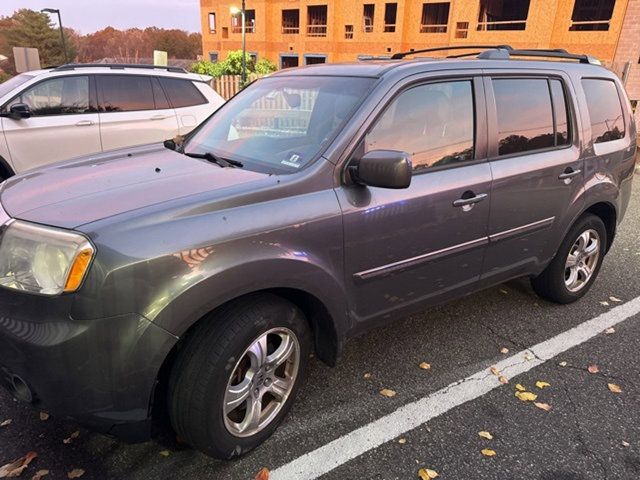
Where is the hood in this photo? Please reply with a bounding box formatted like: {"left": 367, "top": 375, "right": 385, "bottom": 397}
{"left": 0, "top": 144, "right": 268, "bottom": 229}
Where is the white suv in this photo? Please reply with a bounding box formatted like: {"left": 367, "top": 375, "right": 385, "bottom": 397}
{"left": 0, "top": 64, "right": 224, "bottom": 179}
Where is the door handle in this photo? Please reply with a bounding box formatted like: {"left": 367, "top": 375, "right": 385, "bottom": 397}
{"left": 75, "top": 120, "right": 94, "bottom": 126}
{"left": 150, "top": 114, "right": 169, "bottom": 121}
{"left": 453, "top": 192, "right": 488, "bottom": 208}
{"left": 558, "top": 168, "right": 581, "bottom": 180}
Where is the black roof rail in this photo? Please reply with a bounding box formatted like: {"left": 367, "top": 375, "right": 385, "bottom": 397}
{"left": 390, "top": 45, "right": 513, "bottom": 60}
{"left": 52, "top": 63, "right": 188, "bottom": 73}
{"left": 478, "top": 48, "right": 601, "bottom": 65}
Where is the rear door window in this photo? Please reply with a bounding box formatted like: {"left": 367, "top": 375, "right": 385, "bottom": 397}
{"left": 581, "top": 78, "right": 625, "bottom": 143}
{"left": 99, "top": 75, "right": 155, "bottom": 112}
{"left": 159, "top": 78, "right": 207, "bottom": 108}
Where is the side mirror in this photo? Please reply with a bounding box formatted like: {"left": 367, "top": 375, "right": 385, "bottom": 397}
{"left": 349, "top": 150, "right": 412, "bottom": 189}
{"left": 6, "top": 103, "right": 31, "bottom": 120}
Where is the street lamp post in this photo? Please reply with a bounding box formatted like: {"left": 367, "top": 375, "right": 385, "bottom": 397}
{"left": 230, "top": 0, "right": 247, "bottom": 85}
{"left": 42, "top": 8, "right": 69, "bottom": 64}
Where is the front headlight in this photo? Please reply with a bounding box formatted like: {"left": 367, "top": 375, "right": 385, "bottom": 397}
{"left": 0, "top": 221, "right": 94, "bottom": 295}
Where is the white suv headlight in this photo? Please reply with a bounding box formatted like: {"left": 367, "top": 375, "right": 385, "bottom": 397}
{"left": 0, "top": 221, "right": 94, "bottom": 295}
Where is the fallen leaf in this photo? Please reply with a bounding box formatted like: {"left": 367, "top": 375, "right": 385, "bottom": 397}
{"left": 535, "top": 381, "right": 551, "bottom": 389}
{"left": 500, "top": 347, "right": 509, "bottom": 354}
{"left": 622, "top": 441, "right": 630, "bottom": 448}
{"left": 31, "top": 470, "right": 49, "bottom": 480}
{"left": 254, "top": 467, "right": 269, "bottom": 480}
{"left": 0, "top": 451, "right": 37, "bottom": 478}
{"left": 419, "top": 362, "right": 431, "bottom": 371}
{"left": 534, "top": 402, "right": 552, "bottom": 412}
{"left": 524, "top": 353, "right": 535, "bottom": 361}
{"left": 499, "top": 288, "right": 508, "bottom": 295}
{"left": 417, "top": 468, "right": 439, "bottom": 479}
{"left": 609, "top": 296, "right": 622, "bottom": 303}
{"left": 363, "top": 373, "right": 371, "bottom": 379}
{"left": 515, "top": 384, "right": 526, "bottom": 392}
{"left": 63, "top": 431, "right": 80, "bottom": 445}
{"left": 159, "top": 450, "right": 170, "bottom": 457}
{"left": 0, "top": 420, "right": 11, "bottom": 428}
{"left": 559, "top": 361, "right": 568, "bottom": 367}
{"left": 498, "top": 376, "right": 509, "bottom": 384}
{"left": 478, "top": 431, "right": 493, "bottom": 440}
{"left": 588, "top": 364, "right": 599, "bottom": 374}
{"left": 490, "top": 366, "right": 500, "bottom": 376}
{"left": 605, "top": 327, "right": 616, "bottom": 335}
{"left": 481, "top": 448, "right": 497, "bottom": 457}
{"left": 39, "top": 412, "right": 49, "bottom": 421}
{"left": 608, "top": 383, "right": 622, "bottom": 394}
{"left": 398, "top": 438, "right": 407, "bottom": 444}
{"left": 380, "top": 388, "right": 397, "bottom": 398}
{"left": 515, "top": 391, "right": 538, "bottom": 402}
{"left": 67, "top": 469, "right": 85, "bottom": 479}
{"left": 600, "top": 301, "right": 610, "bottom": 306}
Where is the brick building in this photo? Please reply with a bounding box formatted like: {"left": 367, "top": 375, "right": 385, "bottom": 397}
{"left": 200, "top": 0, "right": 639, "bottom": 106}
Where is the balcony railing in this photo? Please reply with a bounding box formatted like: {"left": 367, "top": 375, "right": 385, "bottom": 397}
{"left": 307, "top": 25, "right": 327, "bottom": 37}
{"left": 231, "top": 24, "right": 255, "bottom": 34}
{"left": 477, "top": 20, "right": 527, "bottom": 31}
{"left": 420, "top": 24, "right": 447, "bottom": 33}
{"left": 383, "top": 23, "right": 396, "bottom": 32}
{"left": 569, "top": 20, "right": 610, "bottom": 31}
{"left": 282, "top": 26, "right": 300, "bottom": 34}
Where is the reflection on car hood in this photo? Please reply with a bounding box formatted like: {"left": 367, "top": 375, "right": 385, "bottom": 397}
{"left": 0, "top": 144, "right": 268, "bottom": 229}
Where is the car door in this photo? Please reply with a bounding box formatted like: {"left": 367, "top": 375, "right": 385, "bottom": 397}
{"left": 1, "top": 74, "right": 101, "bottom": 172}
{"left": 337, "top": 76, "right": 492, "bottom": 326}
{"left": 481, "top": 74, "right": 584, "bottom": 285}
{"left": 97, "top": 74, "right": 180, "bottom": 151}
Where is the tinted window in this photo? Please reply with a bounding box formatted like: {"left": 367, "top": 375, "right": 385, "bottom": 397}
{"left": 550, "top": 79, "right": 570, "bottom": 146}
{"left": 151, "top": 78, "right": 171, "bottom": 109}
{"left": 100, "top": 75, "right": 155, "bottom": 112}
{"left": 493, "top": 78, "right": 554, "bottom": 155}
{"left": 582, "top": 78, "right": 624, "bottom": 143}
{"left": 159, "top": 78, "right": 206, "bottom": 108}
{"left": 0, "top": 73, "right": 35, "bottom": 100}
{"left": 12, "top": 76, "right": 90, "bottom": 116}
{"left": 366, "top": 81, "right": 475, "bottom": 171}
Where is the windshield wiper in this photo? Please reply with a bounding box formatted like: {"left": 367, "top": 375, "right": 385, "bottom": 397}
{"left": 184, "top": 151, "right": 243, "bottom": 168}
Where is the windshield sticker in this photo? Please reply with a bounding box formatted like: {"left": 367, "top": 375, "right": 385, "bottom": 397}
{"left": 281, "top": 153, "right": 303, "bottom": 168}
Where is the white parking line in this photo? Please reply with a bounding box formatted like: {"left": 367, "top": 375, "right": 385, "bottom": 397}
{"left": 271, "top": 295, "right": 640, "bottom": 480}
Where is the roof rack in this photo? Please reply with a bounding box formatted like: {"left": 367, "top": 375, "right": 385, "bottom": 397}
{"left": 477, "top": 48, "right": 601, "bottom": 65}
{"left": 52, "top": 63, "right": 188, "bottom": 73}
{"left": 390, "top": 45, "right": 513, "bottom": 60}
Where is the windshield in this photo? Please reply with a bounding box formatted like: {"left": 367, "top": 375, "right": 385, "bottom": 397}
{"left": 0, "top": 73, "right": 35, "bottom": 102}
{"left": 186, "top": 75, "right": 376, "bottom": 173}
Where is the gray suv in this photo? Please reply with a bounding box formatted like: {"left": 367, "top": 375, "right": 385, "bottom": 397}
{"left": 0, "top": 46, "right": 636, "bottom": 459}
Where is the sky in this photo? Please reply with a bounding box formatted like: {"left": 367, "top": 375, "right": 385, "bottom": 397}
{"left": 0, "top": 0, "right": 202, "bottom": 33}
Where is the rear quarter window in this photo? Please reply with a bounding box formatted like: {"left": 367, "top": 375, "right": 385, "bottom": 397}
{"left": 159, "top": 78, "right": 207, "bottom": 108}
{"left": 581, "top": 78, "right": 625, "bottom": 144}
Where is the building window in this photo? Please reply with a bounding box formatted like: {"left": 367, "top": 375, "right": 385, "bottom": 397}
{"left": 455, "top": 21, "right": 469, "bottom": 38}
{"left": 280, "top": 55, "right": 299, "bottom": 69}
{"left": 307, "top": 5, "right": 328, "bottom": 37}
{"left": 209, "top": 52, "right": 219, "bottom": 62}
{"left": 222, "top": 27, "right": 229, "bottom": 39}
{"left": 282, "top": 9, "right": 300, "bottom": 34}
{"left": 569, "top": 0, "right": 615, "bottom": 31}
{"left": 305, "top": 55, "right": 327, "bottom": 65}
{"left": 208, "top": 13, "right": 216, "bottom": 33}
{"left": 384, "top": 3, "right": 397, "bottom": 32}
{"left": 363, "top": 4, "right": 375, "bottom": 32}
{"left": 477, "top": 0, "right": 531, "bottom": 31}
{"left": 345, "top": 24, "right": 354, "bottom": 39}
{"left": 421, "top": 3, "right": 450, "bottom": 33}
{"left": 231, "top": 9, "right": 255, "bottom": 33}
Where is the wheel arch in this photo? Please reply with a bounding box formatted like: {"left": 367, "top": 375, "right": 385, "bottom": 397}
{"left": 584, "top": 201, "right": 617, "bottom": 253}
{"left": 0, "top": 155, "right": 15, "bottom": 180}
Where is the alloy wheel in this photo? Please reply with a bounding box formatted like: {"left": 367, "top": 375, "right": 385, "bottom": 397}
{"left": 564, "top": 229, "right": 600, "bottom": 293}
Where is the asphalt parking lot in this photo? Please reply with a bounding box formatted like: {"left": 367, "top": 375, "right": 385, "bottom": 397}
{"left": 1, "top": 174, "right": 639, "bottom": 480}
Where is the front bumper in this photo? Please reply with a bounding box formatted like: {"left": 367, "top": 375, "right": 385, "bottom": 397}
{"left": 0, "top": 289, "right": 178, "bottom": 441}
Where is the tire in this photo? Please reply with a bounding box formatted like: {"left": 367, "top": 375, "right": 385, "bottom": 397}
{"left": 168, "top": 293, "right": 311, "bottom": 459}
{"left": 531, "top": 213, "right": 607, "bottom": 304}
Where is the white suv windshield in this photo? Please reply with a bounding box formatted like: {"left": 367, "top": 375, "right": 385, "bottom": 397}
{"left": 0, "top": 73, "right": 35, "bottom": 102}
{"left": 186, "top": 75, "right": 375, "bottom": 173}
